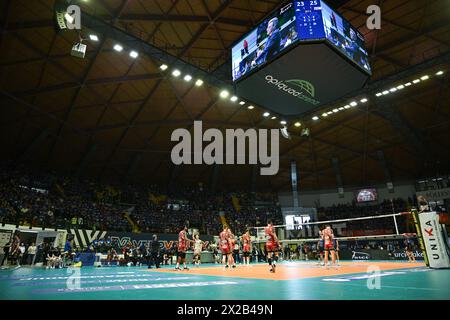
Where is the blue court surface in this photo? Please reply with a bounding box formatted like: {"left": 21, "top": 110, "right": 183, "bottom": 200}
{"left": 1, "top": 261, "right": 449, "bottom": 300}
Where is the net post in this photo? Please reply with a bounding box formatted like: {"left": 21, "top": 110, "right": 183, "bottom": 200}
{"left": 411, "top": 209, "right": 430, "bottom": 267}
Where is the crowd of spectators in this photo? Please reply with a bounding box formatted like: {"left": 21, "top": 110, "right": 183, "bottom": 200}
{"left": 0, "top": 164, "right": 281, "bottom": 236}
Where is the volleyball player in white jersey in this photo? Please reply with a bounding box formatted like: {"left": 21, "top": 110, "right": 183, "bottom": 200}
{"left": 193, "top": 234, "right": 204, "bottom": 267}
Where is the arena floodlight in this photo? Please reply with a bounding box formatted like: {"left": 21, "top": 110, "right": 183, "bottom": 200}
{"left": 327, "top": 111, "right": 333, "bottom": 115}
{"left": 247, "top": 105, "right": 254, "bottom": 110}
{"left": 404, "top": 82, "right": 412, "bottom": 87}
{"left": 350, "top": 101, "right": 358, "bottom": 107}
{"left": 195, "top": 79, "right": 204, "bottom": 87}
{"left": 333, "top": 108, "right": 339, "bottom": 113}
{"left": 360, "top": 98, "right": 368, "bottom": 103}
{"left": 184, "top": 74, "right": 192, "bottom": 82}
{"left": 339, "top": 107, "right": 345, "bottom": 111}
{"left": 129, "top": 51, "right": 139, "bottom": 58}
{"left": 322, "top": 113, "right": 328, "bottom": 118}
{"left": 64, "top": 12, "right": 74, "bottom": 24}
{"left": 312, "top": 116, "right": 319, "bottom": 121}
{"left": 389, "top": 87, "right": 397, "bottom": 93}
{"left": 436, "top": 71, "right": 444, "bottom": 76}
{"left": 280, "top": 120, "right": 287, "bottom": 125}
{"left": 113, "top": 44, "right": 123, "bottom": 52}
{"left": 382, "top": 90, "right": 390, "bottom": 95}
{"left": 263, "top": 112, "right": 270, "bottom": 117}
{"left": 344, "top": 105, "right": 351, "bottom": 109}
{"left": 396, "top": 85, "right": 405, "bottom": 90}
{"left": 230, "top": 96, "right": 238, "bottom": 102}
{"left": 412, "top": 79, "right": 421, "bottom": 84}
{"left": 160, "top": 64, "right": 168, "bottom": 71}
{"left": 271, "top": 116, "right": 277, "bottom": 120}
{"left": 420, "top": 75, "right": 429, "bottom": 81}
{"left": 220, "top": 90, "right": 230, "bottom": 98}
{"left": 376, "top": 93, "right": 383, "bottom": 97}
{"left": 295, "top": 122, "right": 302, "bottom": 127}
{"left": 239, "top": 101, "right": 246, "bottom": 106}
{"left": 89, "top": 34, "right": 99, "bottom": 42}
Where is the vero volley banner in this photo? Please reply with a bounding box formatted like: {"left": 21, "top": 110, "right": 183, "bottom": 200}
{"left": 67, "top": 229, "right": 213, "bottom": 250}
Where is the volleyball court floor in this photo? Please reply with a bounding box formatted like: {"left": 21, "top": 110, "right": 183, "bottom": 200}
{"left": 1, "top": 261, "right": 449, "bottom": 300}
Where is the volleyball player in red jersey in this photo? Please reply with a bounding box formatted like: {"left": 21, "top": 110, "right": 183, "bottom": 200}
{"left": 323, "top": 225, "right": 336, "bottom": 268}
{"left": 175, "top": 225, "right": 191, "bottom": 271}
{"left": 219, "top": 226, "right": 232, "bottom": 268}
{"left": 265, "top": 221, "right": 280, "bottom": 273}
{"left": 226, "top": 227, "right": 237, "bottom": 268}
{"left": 242, "top": 229, "right": 252, "bottom": 266}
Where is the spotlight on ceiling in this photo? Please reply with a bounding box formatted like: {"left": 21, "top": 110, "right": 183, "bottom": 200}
{"left": 160, "top": 64, "right": 168, "bottom": 71}
{"left": 239, "top": 101, "right": 246, "bottom": 106}
{"left": 184, "top": 74, "right": 192, "bottom": 82}
{"left": 230, "top": 96, "right": 238, "bottom": 102}
{"left": 71, "top": 42, "right": 87, "bottom": 59}
{"left": 247, "top": 105, "right": 254, "bottom": 110}
{"left": 350, "top": 101, "right": 358, "bottom": 107}
{"left": 89, "top": 34, "right": 99, "bottom": 42}
{"left": 172, "top": 69, "right": 181, "bottom": 77}
{"left": 436, "top": 71, "right": 444, "bottom": 76}
{"left": 263, "top": 112, "right": 270, "bottom": 117}
{"left": 220, "top": 90, "right": 230, "bottom": 98}
{"left": 295, "top": 122, "right": 302, "bottom": 127}
{"left": 195, "top": 79, "right": 204, "bottom": 87}
{"left": 360, "top": 98, "right": 368, "bottom": 103}
{"left": 129, "top": 51, "right": 139, "bottom": 58}
{"left": 312, "top": 116, "right": 319, "bottom": 121}
{"left": 280, "top": 120, "right": 287, "bottom": 125}
{"left": 420, "top": 75, "right": 429, "bottom": 81}
{"left": 64, "top": 12, "right": 74, "bottom": 24}
{"left": 113, "top": 44, "right": 123, "bottom": 52}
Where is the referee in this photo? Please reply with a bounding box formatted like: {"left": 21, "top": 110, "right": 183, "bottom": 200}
{"left": 148, "top": 235, "right": 160, "bottom": 269}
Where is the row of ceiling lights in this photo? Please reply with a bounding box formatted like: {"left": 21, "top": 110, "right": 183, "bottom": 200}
{"left": 88, "top": 33, "right": 140, "bottom": 58}
{"left": 310, "top": 69, "right": 446, "bottom": 123}
{"left": 374, "top": 70, "right": 444, "bottom": 97}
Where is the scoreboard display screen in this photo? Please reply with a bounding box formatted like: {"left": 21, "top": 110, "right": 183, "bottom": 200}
{"left": 320, "top": 1, "right": 371, "bottom": 74}
{"left": 232, "top": 2, "right": 298, "bottom": 82}
{"left": 232, "top": 0, "right": 371, "bottom": 82}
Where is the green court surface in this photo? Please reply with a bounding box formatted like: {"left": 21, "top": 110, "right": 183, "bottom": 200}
{"left": 0, "top": 262, "right": 449, "bottom": 300}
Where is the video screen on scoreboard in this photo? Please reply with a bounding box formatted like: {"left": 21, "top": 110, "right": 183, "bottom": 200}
{"left": 231, "top": 2, "right": 298, "bottom": 82}
{"left": 356, "top": 189, "right": 378, "bottom": 203}
{"left": 320, "top": 0, "right": 371, "bottom": 74}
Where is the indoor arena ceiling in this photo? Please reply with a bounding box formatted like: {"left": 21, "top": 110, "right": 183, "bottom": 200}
{"left": 0, "top": 0, "right": 449, "bottom": 191}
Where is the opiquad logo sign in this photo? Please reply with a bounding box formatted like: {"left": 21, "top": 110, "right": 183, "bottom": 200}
{"left": 265, "top": 75, "right": 320, "bottom": 106}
